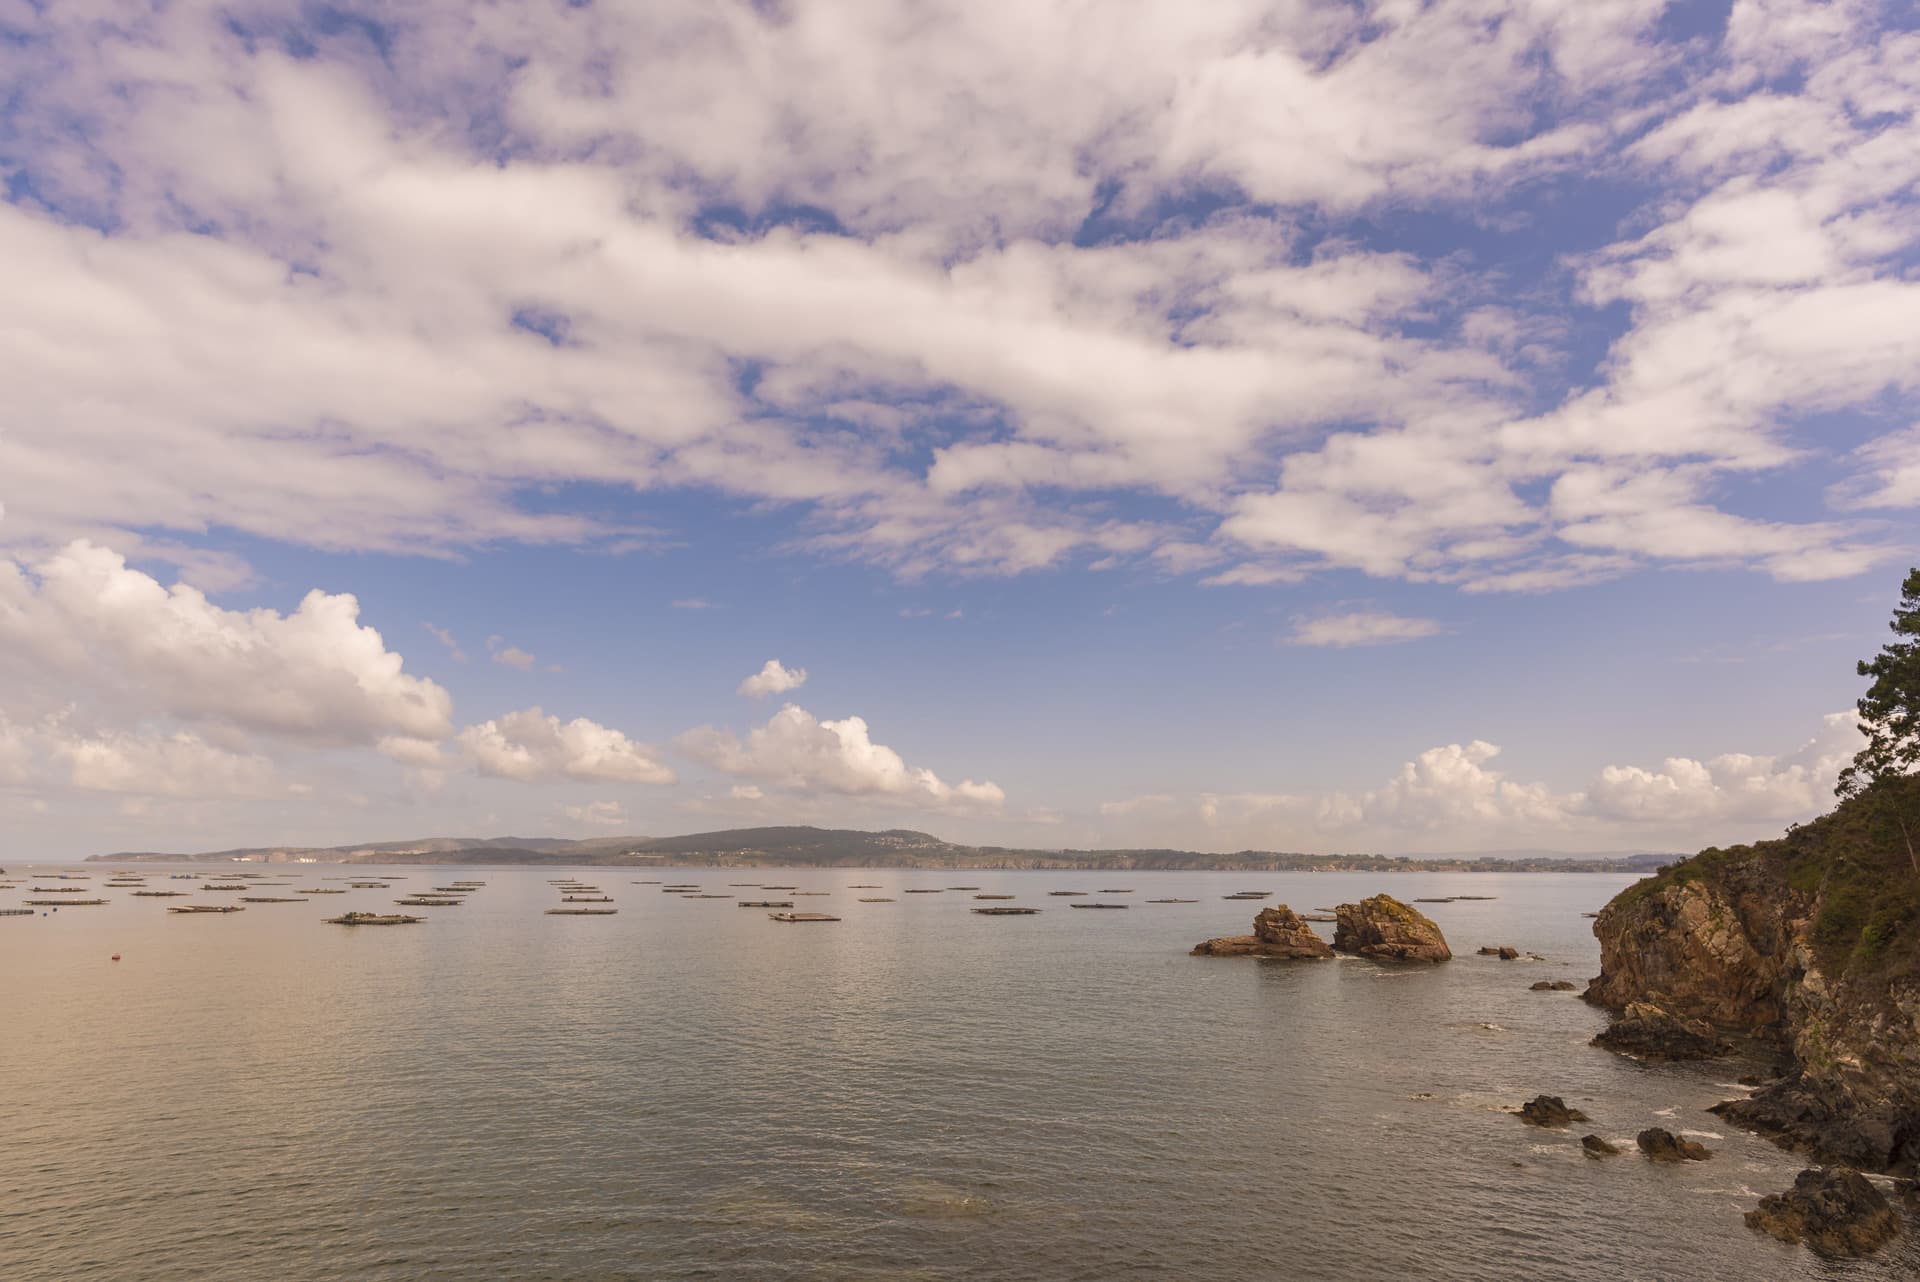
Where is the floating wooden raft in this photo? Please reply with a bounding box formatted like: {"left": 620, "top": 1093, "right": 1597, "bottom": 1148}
{"left": 1, "top": 908, "right": 35, "bottom": 916}
{"left": 973, "top": 894, "right": 1016, "bottom": 900}
{"left": 947, "top": 886, "right": 980, "bottom": 890}
{"left": 29, "top": 898, "right": 109, "bottom": 905}
{"left": 327, "top": 913, "right": 424, "bottom": 926}
{"left": 349, "top": 882, "right": 388, "bottom": 888}
{"left": 1224, "top": 892, "right": 1272, "bottom": 900}
{"left": 28, "top": 887, "right": 88, "bottom": 893}
{"left": 203, "top": 884, "right": 249, "bottom": 891}
{"left": 738, "top": 900, "right": 793, "bottom": 908}
{"left": 169, "top": 904, "right": 242, "bottom": 913}
{"left": 1047, "top": 891, "right": 1088, "bottom": 897}
{"left": 396, "top": 898, "right": 461, "bottom": 906}
{"left": 792, "top": 891, "right": 831, "bottom": 896}
{"left": 972, "top": 906, "right": 1039, "bottom": 915}
{"left": 239, "top": 897, "right": 303, "bottom": 903}
{"left": 1070, "top": 903, "right": 1129, "bottom": 910}
{"left": 298, "top": 889, "right": 346, "bottom": 894}
{"left": 1098, "top": 889, "right": 1135, "bottom": 894}
{"left": 563, "top": 896, "right": 614, "bottom": 902}
{"left": 847, "top": 884, "right": 882, "bottom": 888}
{"left": 902, "top": 889, "right": 943, "bottom": 894}
{"left": 547, "top": 908, "right": 617, "bottom": 915}
{"left": 857, "top": 897, "right": 894, "bottom": 902}
{"left": 133, "top": 891, "right": 190, "bottom": 897}
{"left": 768, "top": 911, "right": 839, "bottom": 922}
{"left": 1147, "top": 898, "right": 1199, "bottom": 904}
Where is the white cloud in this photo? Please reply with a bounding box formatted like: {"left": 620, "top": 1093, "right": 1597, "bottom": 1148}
{"left": 423, "top": 622, "right": 467, "bottom": 662}
{"left": 1830, "top": 426, "right": 1920, "bottom": 511}
{"left": 1097, "top": 713, "right": 1862, "bottom": 851}
{"left": 0, "top": 541, "right": 453, "bottom": 747}
{"left": 678, "top": 703, "right": 1003, "bottom": 810}
{"left": 560, "top": 800, "right": 629, "bottom": 828}
{"left": 671, "top": 599, "right": 717, "bottom": 610}
{"left": 1582, "top": 712, "right": 1861, "bottom": 825}
{"left": 1287, "top": 610, "right": 1442, "bottom": 649}
{"left": 487, "top": 636, "right": 538, "bottom": 671}
{"left": 50, "top": 729, "right": 287, "bottom": 799}
{"left": 737, "top": 659, "right": 808, "bottom": 698}
{"left": 458, "top": 707, "right": 675, "bottom": 785}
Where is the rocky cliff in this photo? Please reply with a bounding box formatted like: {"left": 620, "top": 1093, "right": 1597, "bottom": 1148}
{"left": 1587, "top": 777, "right": 1920, "bottom": 1176}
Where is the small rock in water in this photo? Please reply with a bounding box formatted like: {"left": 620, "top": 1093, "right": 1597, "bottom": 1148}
{"left": 1580, "top": 1134, "right": 1621, "bottom": 1158}
{"left": 1529, "top": 980, "right": 1578, "bottom": 991}
{"left": 1592, "top": 1002, "right": 1731, "bottom": 1061}
{"left": 1636, "top": 1128, "right": 1711, "bottom": 1162}
{"left": 1517, "top": 1095, "right": 1589, "bottom": 1127}
{"left": 1744, "top": 1168, "right": 1902, "bottom": 1258}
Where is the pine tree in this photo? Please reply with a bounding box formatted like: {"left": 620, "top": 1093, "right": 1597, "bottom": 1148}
{"left": 1839, "top": 568, "right": 1920, "bottom": 876}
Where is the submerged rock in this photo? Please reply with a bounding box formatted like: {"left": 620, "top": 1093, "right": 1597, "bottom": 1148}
{"left": 1333, "top": 895, "right": 1451, "bottom": 963}
{"left": 1190, "top": 905, "right": 1334, "bottom": 959}
{"left": 1592, "top": 1001, "right": 1732, "bottom": 1061}
{"left": 1744, "top": 1167, "right": 1901, "bottom": 1258}
{"left": 1479, "top": 945, "right": 1521, "bottom": 960}
{"left": 1581, "top": 1134, "right": 1621, "bottom": 1157}
{"left": 1531, "top": 980, "right": 1578, "bottom": 991}
{"left": 1517, "top": 1095, "right": 1589, "bottom": 1127}
{"left": 1636, "top": 1128, "right": 1712, "bottom": 1162}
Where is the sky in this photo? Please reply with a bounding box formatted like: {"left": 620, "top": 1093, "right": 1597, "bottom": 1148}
{"left": 2, "top": 0, "right": 1918, "bottom": 860}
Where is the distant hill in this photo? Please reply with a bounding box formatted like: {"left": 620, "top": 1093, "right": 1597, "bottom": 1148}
{"left": 87, "top": 826, "right": 1673, "bottom": 872}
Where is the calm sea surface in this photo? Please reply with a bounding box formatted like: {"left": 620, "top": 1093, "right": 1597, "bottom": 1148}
{"left": 2, "top": 866, "right": 1914, "bottom": 1281}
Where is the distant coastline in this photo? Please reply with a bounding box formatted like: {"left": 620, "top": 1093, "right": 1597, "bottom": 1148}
{"left": 81, "top": 825, "right": 1675, "bottom": 874}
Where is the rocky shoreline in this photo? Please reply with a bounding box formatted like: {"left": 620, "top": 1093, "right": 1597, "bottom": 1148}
{"left": 1577, "top": 776, "right": 1920, "bottom": 1257}
{"left": 1190, "top": 894, "right": 1448, "bottom": 962}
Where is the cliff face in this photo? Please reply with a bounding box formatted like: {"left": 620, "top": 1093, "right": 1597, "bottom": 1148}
{"left": 1587, "top": 780, "right": 1920, "bottom": 1176}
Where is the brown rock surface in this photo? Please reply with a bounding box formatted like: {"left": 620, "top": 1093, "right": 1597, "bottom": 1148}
{"left": 1591, "top": 1001, "right": 1732, "bottom": 1061}
{"left": 1637, "top": 1128, "right": 1712, "bottom": 1162}
{"left": 1191, "top": 905, "right": 1334, "bottom": 959}
{"left": 1744, "top": 1167, "right": 1902, "bottom": 1258}
{"left": 1333, "top": 895, "right": 1451, "bottom": 962}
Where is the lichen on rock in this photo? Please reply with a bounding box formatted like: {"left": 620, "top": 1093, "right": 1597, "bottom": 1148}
{"left": 1332, "top": 894, "right": 1451, "bottom": 963}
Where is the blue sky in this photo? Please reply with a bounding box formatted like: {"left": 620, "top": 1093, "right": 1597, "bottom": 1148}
{"left": 1, "top": 0, "right": 1916, "bottom": 858}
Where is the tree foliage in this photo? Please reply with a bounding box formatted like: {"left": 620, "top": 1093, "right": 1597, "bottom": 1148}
{"left": 1838, "top": 568, "right": 1920, "bottom": 799}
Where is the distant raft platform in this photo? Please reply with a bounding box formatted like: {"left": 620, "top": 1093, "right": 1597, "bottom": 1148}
{"left": 169, "top": 904, "right": 242, "bottom": 913}
{"left": 298, "top": 888, "right": 346, "bottom": 894}
{"left": 1147, "top": 898, "right": 1199, "bottom": 904}
{"left": 1071, "top": 903, "right": 1130, "bottom": 909}
{"left": 28, "top": 898, "right": 108, "bottom": 905}
{"left": 1, "top": 908, "right": 35, "bottom": 917}
{"left": 1047, "top": 891, "right": 1088, "bottom": 897}
{"left": 563, "top": 896, "right": 614, "bottom": 902}
{"left": 547, "top": 907, "right": 617, "bottom": 915}
{"left": 739, "top": 900, "right": 794, "bottom": 908}
{"left": 974, "top": 894, "right": 1017, "bottom": 900}
{"left": 133, "top": 891, "right": 190, "bottom": 897}
{"left": 972, "top": 906, "right": 1040, "bottom": 915}
{"left": 327, "top": 912, "right": 425, "bottom": 925}
{"left": 239, "top": 897, "right": 303, "bottom": 903}
{"left": 857, "top": 897, "right": 895, "bottom": 902}
{"left": 768, "top": 911, "right": 840, "bottom": 922}
{"left": 396, "top": 897, "right": 462, "bottom": 906}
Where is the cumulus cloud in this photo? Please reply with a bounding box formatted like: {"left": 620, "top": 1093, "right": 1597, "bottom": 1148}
{"left": 50, "top": 729, "right": 288, "bottom": 799}
{"left": 1287, "top": 610, "right": 1442, "bottom": 648}
{"left": 737, "top": 659, "right": 808, "bottom": 698}
{"left": 1098, "top": 714, "right": 1863, "bottom": 850}
{"left": 0, "top": 541, "right": 453, "bottom": 746}
{"left": 459, "top": 707, "right": 675, "bottom": 785}
{"left": 678, "top": 704, "right": 1003, "bottom": 810}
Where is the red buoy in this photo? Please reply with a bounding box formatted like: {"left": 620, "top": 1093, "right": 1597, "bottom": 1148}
{"left": 111, "top": 954, "right": 121, "bottom": 961}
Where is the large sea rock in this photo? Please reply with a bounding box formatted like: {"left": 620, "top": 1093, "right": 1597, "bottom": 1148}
{"left": 1191, "top": 905, "right": 1334, "bottom": 959}
{"left": 1586, "top": 779, "right": 1920, "bottom": 1177}
{"left": 1332, "top": 895, "right": 1451, "bottom": 963}
{"left": 1744, "top": 1167, "right": 1902, "bottom": 1257}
